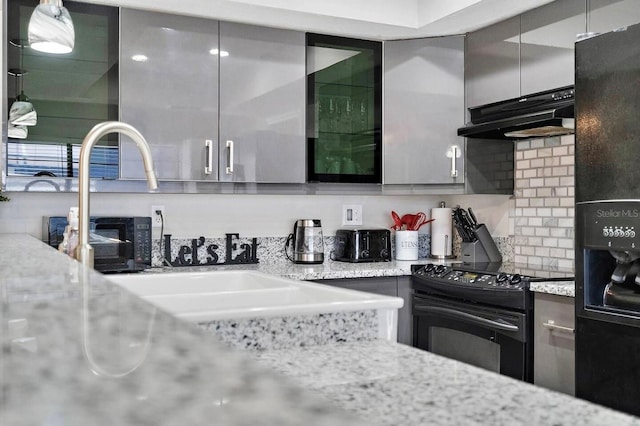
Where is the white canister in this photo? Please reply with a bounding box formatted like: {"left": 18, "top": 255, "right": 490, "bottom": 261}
{"left": 395, "top": 230, "right": 419, "bottom": 261}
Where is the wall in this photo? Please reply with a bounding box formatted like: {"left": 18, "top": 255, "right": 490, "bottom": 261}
{"left": 511, "top": 134, "right": 575, "bottom": 270}
{"left": 0, "top": 192, "right": 511, "bottom": 243}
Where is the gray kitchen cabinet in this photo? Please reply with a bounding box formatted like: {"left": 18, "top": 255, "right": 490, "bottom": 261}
{"left": 465, "top": 16, "right": 520, "bottom": 109}
{"left": 218, "top": 22, "right": 306, "bottom": 183}
{"left": 520, "top": 0, "right": 586, "bottom": 95}
{"left": 120, "top": 12, "right": 305, "bottom": 183}
{"left": 466, "top": 0, "right": 586, "bottom": 105}
{"left": 588, "top": 0, "right": 640, "bottom": 34}
{"left": 120, "top": 9, "right": 219, "bottom": 180}
{"left": 396, "top": 277, "right": 413, "bottom": 346}
{"left": 313, "top": 277, "right": 413, "bottom": 345}
{"left": 534, "top": 293, "right": 575, "bottom": 396}
{"left": 383, "top": 36, "right": 465, "bottom": 184}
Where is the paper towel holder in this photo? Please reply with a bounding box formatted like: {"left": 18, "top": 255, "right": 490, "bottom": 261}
{"left": 430, "top": 201, "right": 455, "bottom": 260}
{"left": 430, "top": 234, "right": 456, "bottom": 259}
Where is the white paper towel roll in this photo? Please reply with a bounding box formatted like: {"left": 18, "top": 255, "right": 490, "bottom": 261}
{"left": 430, "top": 207, "right": 453, "bottom": 258}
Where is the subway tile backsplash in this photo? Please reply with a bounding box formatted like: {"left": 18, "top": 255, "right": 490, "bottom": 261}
{"left": 511, "top": 134, "right": 575, "bottom": 270}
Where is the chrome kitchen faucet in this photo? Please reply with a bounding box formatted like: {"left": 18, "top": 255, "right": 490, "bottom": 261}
{"left": 76, "top": 122, "right": 158, "bottom": 268}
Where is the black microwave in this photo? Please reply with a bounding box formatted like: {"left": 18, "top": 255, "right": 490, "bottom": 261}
{"left": 44, "top": 216, "right": 152, "bottom": 273}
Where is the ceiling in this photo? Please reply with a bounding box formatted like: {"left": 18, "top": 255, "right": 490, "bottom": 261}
{"left": 78, "top": 0, "right": 557, "bottom": 40}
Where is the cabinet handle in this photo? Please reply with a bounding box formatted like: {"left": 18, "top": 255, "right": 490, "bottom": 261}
{"left": 446, "top": 145, "right": 461, "bottom": 178}
{"left": 542, "top": 320, "right": 575, "bottom": 334}
{"left": 204, "top": 139, "right": 213, "bottom": 175}
{"left": 226, "top": 140, "right": 234, "bottom": 175}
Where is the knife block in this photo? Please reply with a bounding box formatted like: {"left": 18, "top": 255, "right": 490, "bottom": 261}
{"left": 460, "top": 224, "right": 502, "bottom": 263}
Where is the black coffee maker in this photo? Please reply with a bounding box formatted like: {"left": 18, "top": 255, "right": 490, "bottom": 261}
{"left": 603, "top": 253, "right": 640, "bottom": 311}
{"left": 576, "top": 201, "right": 640, "bottom": 415}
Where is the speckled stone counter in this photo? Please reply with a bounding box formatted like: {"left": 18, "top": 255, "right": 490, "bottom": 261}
{"left": 146, "top": 258, "right": 439, "bottom": 280}
{"left": 198, "top": 310, "right": 380, "bottom": 350}
{"left": 0, "top": 234, "right": 363, "bottom": 426}
{"left": 3, "top": 233, "right": 601, "bottom": 426}
{"left": 149, "top": 259, "right": 576, "bottom": 297}
{"left": 253, "top": 340, "right": 640, "bottom": 426}
{"left": 530, "top": 280, "right": 575, "bottom": 297}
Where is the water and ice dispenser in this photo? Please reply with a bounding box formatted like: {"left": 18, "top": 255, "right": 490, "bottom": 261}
{"left": 579, "top": 201, "right": 640, "bottom": 316}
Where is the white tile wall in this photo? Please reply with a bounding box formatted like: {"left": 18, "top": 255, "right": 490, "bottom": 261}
{"left": 511, "top": 134, "right": 575, "bottom": 270}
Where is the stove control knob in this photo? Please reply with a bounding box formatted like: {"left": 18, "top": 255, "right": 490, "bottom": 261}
{"left": 510, "top": 274, "right": 522, "bottom": 285}
{"left": 496, "top": 273, "right": 509, "bottom": 284}
{"left": 380, "top": 249, "right": 389, "bottom": 259}
{"left": 361, "top": 250, "right": 370, "bottom": 259}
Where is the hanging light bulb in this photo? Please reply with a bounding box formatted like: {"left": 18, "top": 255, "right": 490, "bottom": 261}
{"left": 7, "top": 40, "right": 37, "bottom": 139}
{"left": 28, "top": 0, "right": 75, "bottom": 54}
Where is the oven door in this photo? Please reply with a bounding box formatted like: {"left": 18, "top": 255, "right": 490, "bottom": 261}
{"left": 413, "top": 293, "right": 531, "bottom": 382}
{"left": 91, "top": 221, "right": 133, "bottom": 272}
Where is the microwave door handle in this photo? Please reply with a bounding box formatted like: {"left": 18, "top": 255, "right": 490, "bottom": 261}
{"left": 414, "top": 305, "right": 519, "bottom": 332}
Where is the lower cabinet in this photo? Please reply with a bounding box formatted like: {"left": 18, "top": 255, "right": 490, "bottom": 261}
{"left": 534, "top": 293, "right": 575, "bottom": 395}
{"left": 397, "top": 277, "right": 413, "bottom": 345}
{"left": 313, "top": 276, "right": 413, "bottom": 346}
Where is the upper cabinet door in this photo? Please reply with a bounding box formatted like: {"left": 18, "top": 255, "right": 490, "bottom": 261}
{"left": 120, "top": 9, "right": 219, "bottom": 180}
{"left": 588, "top": 0, "right": 640, "bottom": 34}
{"left": 218, "top": 22, "right": 306, "bottom": 183}
{"left": 306, "top": 34, "right": 383, "bottom": 184}
{"left": 465, "top": 17, "right": 520, "bottom": 109}
{"left": 384, "top": 36, "right": 465, "bottom": 184}
{"left": 520, "top": 0, "right": 586, "bottom": 95}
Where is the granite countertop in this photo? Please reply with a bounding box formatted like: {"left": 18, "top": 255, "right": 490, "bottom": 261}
{"left": 0, "top": 234, "right": 363, "bottom": 425}
{"left": 148, "top": 258, "right": 436, "bottom": 280}
{"left": 253, "top": 340, "right": 640, "bottom": 426}
{"left": 2, "top": 233, "right": 601, "bottom": 426}
{"left": 151, "top": 258, "right": 576, "bottom": 297}
{"left": 530, "top": 280, "right": 575, "bottom": 297}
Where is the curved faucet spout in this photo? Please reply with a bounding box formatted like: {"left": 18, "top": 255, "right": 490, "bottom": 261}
{"left": 76, "top": 121, "right": 158, "bottom": 268}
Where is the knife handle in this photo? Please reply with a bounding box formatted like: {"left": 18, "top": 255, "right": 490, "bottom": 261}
{"left": 468, "top": 207, "right": 478, "bottom": 227}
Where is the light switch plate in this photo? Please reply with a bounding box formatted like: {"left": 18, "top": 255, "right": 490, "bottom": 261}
{"left": 342, "top": 204, "right": 363, "bottom": 226}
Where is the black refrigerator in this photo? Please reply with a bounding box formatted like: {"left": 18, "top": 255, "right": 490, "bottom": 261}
{"left": 575, "top": 22, "right": 640, "bottom": 416}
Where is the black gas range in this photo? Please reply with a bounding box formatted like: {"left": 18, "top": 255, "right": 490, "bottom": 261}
{"left": 411, "top": 262, "right": 572, "bottom": 382}
{"left": 412, "top": 263, "right": 532, "bottom": 310}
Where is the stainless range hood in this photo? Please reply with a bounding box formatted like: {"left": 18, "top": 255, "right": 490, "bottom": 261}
{"left": 458, "top": 86, "right": 574, "bottom": 140}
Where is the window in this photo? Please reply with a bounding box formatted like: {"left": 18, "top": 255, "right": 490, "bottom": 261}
{"left": 7, "top": 140, "right": 118, "bottom": 178}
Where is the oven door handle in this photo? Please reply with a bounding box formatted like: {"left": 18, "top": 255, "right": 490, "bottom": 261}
{"left": 414, "top": 305, "right": 519, "bottom": 332}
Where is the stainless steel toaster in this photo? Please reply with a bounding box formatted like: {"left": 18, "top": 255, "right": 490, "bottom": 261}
{"left": 334, "top": 229, "right": 391, "bottom": 263}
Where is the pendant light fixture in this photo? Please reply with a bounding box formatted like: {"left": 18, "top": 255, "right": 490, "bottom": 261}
{"left": 8, "top": 40, "right": 37, "bottom": 139}
{"left": 28, "top": 0, "right": 75, "bottom": 54}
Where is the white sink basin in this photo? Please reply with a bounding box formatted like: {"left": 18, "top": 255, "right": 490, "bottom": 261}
{"left": 109, "top": 270, "right": 403, "bottom": 325}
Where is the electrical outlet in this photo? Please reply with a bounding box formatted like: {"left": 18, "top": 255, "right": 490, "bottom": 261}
{"left": 151, "top": 205, "right": 165, "bottom": 228}
{"left": 342, "top": 204, "right": 363, "bottom": 226}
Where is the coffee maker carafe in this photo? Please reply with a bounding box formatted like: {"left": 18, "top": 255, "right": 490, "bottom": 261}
{"left": 603, "top": 253, "right": 640, "bottom": 311}
{"left": 286, "top": 219, "right": 324, "bottom": 264}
